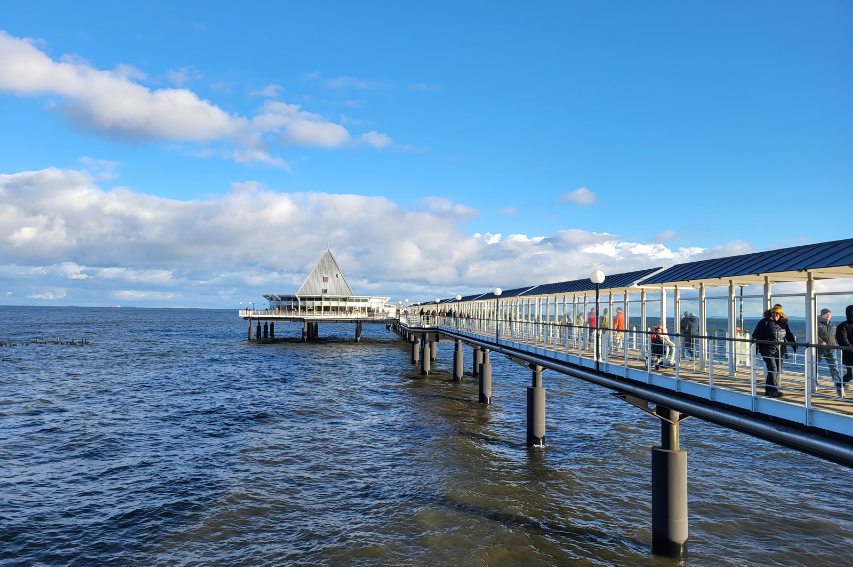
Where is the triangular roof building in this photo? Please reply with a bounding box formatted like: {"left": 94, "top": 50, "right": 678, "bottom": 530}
{"left": 296, "top": 249, "right": 354, "bottom": 297}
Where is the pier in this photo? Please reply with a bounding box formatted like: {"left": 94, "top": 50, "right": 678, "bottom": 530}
{"left": 243, "top": 237, "right": 853, "bottom": 557}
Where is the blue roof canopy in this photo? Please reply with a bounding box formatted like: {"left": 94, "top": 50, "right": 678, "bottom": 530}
{"left": 639, "top": 238, "right": 853, "bottom": 287}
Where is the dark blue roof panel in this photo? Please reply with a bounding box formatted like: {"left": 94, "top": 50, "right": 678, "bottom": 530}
{"left": 641, "top": 238, "right": 853, "bottom": 285}
{"left": 515, "top": 267, "right": 662, "bottom": 296}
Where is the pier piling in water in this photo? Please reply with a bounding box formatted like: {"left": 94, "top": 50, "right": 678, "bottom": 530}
{"left": 263, "top": 322, "right": 269, "bottom": 339}
{"left": 430, "top": 338, "right": 437, "bottom": 361}
{"left": 420, "top": 337, "right": 430, "bottom": 375}
{"left": 652, "top": 406, "right": 688, "bottom": 558}
{"left": 248, "top": 320, "right": 255, "bottom": 341}
{"left": 478, "top": 349, "right": 491, "bottom": 404}
{"left": 411, "top": 335, "right": 420, "bottom": 364}
{"left": 355, "top": 321, "right": 363, "bottom": 342}
{"left": 527, "top": 364, "right": 545, "bottom": 447}
{"left": 270, "top": 323, "right": 274, "bottom": 338}
{"left": 473, "top": 347, "right": 482, "bottom": 378}
{"left": 256, "top": 321, "right": 262, "bottom": 340}
{"left": 453, "top": 340, "right": 463, "bottom": 381}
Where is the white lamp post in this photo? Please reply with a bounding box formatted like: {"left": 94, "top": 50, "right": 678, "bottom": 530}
{"left": 590, "top": 270, "right": 606, "bottom": 372}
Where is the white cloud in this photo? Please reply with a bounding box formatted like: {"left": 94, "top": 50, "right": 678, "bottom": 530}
{"left": 248, "top": 84, "right": 285, "bottom": 98}
{"left": 323, "top": 75, "right": 391, "bottom": 90}
{"left": 0, "top": 31, "right": 394, "bottom": 165}
{"left": 0, "top": 167, "right": 746, "bottom": 307}
{"left": 27, "top": 290, "right": 67, "bottom": 300}
{"left": 360, "top": 131, "right": 393, "bottom": 150}
{"left": 496, "top": 207, "right": 518, "bottom": 216}
{"left": 164, "top": 66, "right": 202, "bottom": 87}
{"left": 556, "top": 187, "right": 598, "bottom": 206}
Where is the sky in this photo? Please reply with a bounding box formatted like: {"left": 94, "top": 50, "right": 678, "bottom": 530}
{"left": 0, "top": 1, "right": 851, "bottom": 307}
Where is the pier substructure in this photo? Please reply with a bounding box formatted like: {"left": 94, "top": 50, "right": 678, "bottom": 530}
{"left": 269, "top": 323, "right": 274, "bottom": 338}
{"left": 411, "top": 335, "right": 420, "bottom": 364}
{"left": 453, "top": 340, "right": 464, "bottom": 381}
{"left": 302, "top": 321, "right": 308, "bottom": 342}
{"left": 473, "top": 347, "right": 483, "bottom": 378}
{"left": 651, "top": 406, "right": 688, "bottom": 558}
{"left": 478, "top": 349, "right": 492, "bottom": 404}
{"left": 263, "top": 322, "right": 269, "bottom": 338}
{"left": 355, "top": 321, "right": 363, "bottom": 342}
{"left": 421, "top": 336, "right": 431, "bottom": 375}
{"left": 527, "top": 364, "right": 545, "bottom": 447}
{"left": 248, "top": 320, "right": 255, "bottom": 340}
{"left": 311, "top": 322, "right": 319, "bottom": 339}
{"left": 617, "top": 394, "right": 689, "bottom": 558}
{"left": 256, "top": 321, "right": 262, "bottom": 340}
{"left": 430, "top": 339, "right": 437, "bottom": 361}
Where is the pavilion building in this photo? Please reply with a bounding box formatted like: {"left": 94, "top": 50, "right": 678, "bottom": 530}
{"left": 263, "top": 248, "right": 390, "bottom": 317}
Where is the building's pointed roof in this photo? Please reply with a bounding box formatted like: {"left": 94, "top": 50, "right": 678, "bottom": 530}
{"left": 296, "top": 248, "right": 355, "bottom": 297}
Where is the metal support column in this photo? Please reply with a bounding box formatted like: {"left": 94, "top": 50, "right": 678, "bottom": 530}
{"left": 652, "top": 406, "right": 688, "bottom": 558}
{"left": 421, "top": 337, "right": 431, "bottom": 375}
{"left": 411, "top": 335, "right": 420, "bottom": 364}
{"left": 616, "top": 395, "right": 688, "bottom": 558}
{"left": 453, "top": 340, "right": 464, "bottom": 381}
{"left": 355, "top": 321, "right": 363, "bottom": 342}
{"left": 699, "top": 283, "right": 707, "bottom": 371}
{"left": 478, "top": 348, "right": 492, "bottom": 404}
{"left": 728, "top": 280, "right": 736, "bottom": 377}
{"left": 527, "top": 364, "right": 545, "bottom": 447}
{"left": 263, "top": 322, "right": 269, "bottom": 339}
{"left": 248, "top": 319, "right": 255, "bottom": 340}
{"left": 256, "top": 321, "right": 262, "bottom": 340}
{"left": 473, "top": 346, "right": 482, "bottom": 378}
{"left": 270, "top": 322, "right": 274, "bottom": 338}
{"left": 302, "top": 321, "right": 308, "bottom": 342}
{"left": 430, "top": 336, "right": 437, "bottom": 361}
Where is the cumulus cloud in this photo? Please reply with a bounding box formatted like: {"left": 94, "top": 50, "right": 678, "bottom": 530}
{"left": 556, "top": 187, "right": 598, "bottom": 206}
{"left": 0, "top": 31, "right": 394, "bottom": 166}
{"left": 323, "top": 75, "right": 391, "bottom": 90}
{"left": 249, "top": 84, "right": 284, "bottom": 98}
{"left": 0, "top": 167, "right": 751, "bottom": 306}
{"left": 360, "top": 131, "right": 393, "bottom": 149}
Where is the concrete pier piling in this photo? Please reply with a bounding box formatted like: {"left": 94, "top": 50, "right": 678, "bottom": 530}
{"left": 256, "top": 321, "right": 262, "bottom": 340}
{"left": 453, "top": 340, "right": 464, "bottom": 381}
{"left": 420, "top": 337, "right": 431, "bottom": 375}
{"left": 263, "top": 322, "right": 269, "bottom": 338}
{"left": 527, "top": 364, "right": 545, "bottom": 447}
{"left": 269, "top": 323, "right": 274, "bottom": 338}
{"left": 478, "top": 349, "right": 492, "bottom": 404}
{"left": 430, "top": 338, "right": 437, "bottom": 361}
{"left": 248, "top": 320, "right": 255, "bottom": 340}
{"left": 651, "top": 406, "right": 688, "bottom": 558}
{"left": 473, "top": 347, "right": 482, "bottom": 378}
{"left": 411, "top": 335, "right": 420, "bottom": 364}
{"left": 355, "top": 321, "right": 363, "bottom": 342}
{"left": 302, "top": 321, "right": 308, "bottom": 342}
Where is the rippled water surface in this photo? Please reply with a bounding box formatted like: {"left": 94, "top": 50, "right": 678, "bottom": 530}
{"left": 2, "top": 306, "right": 852, "bottom": 566}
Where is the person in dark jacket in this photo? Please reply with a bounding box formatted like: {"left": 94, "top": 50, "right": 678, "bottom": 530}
{"left": 680, "top": 311, "right": 700, "bottom": 358}
{"left": 772, "top": 303, "right": 797, "bottom": 358}
{"left": 817, "top": 308, "right": 842, "bottom": 396}
{"left": 835, "top": 305, "right": 853, "bottom": 398}
{"left": 752, "top": 307, "right": 797, "bottom": 398}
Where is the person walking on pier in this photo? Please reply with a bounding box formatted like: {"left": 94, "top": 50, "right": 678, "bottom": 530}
{"left": 817, "top": 309, "right": 842, "bottom": 396}
{"left": 614, "top": 307, "right": 625, "bottom": 350}
{"left": 650, "top": 325, "right": 674, "bottom": 370}
{"left": 753, "top": 307, "right": 797, "bottom": 398}
{"left": 835, "top": 305, "right": 853, "bottom": 398}
{"left": 680, "top": 311, "right": 700, "bottom": 358}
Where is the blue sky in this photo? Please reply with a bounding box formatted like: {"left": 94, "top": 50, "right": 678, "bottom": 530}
{"left": 0, "top": 2, "right": 851, "bottom": 306}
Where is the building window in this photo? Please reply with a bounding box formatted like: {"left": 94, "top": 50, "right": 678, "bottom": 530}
{"left": 323, "top": 276, "right": 329, "bottom": 282}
